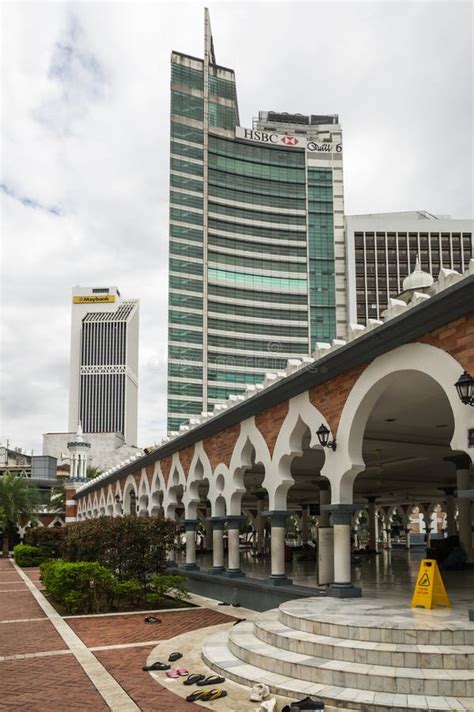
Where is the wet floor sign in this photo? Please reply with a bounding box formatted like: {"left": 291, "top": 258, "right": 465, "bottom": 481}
{"left": 411, "top": 559, "right": 451, "bottom": 609}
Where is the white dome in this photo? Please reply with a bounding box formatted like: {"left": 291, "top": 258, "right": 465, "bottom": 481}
{"left": 402, "top": 256, "right": 434, "bottom": 291}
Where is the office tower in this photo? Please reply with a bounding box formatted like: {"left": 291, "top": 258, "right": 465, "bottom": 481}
{"left": 345, "top": 212, "right": 473, "bottom": 324}
{"left": 68, "top": 286, "right": 139, "bottom": 445}
{"left": 167, "top": 10, "right": 346, "bottom": 432}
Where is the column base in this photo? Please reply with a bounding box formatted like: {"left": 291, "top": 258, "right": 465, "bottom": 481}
{"left": 327, "top": 583, "right": 362, "bottom": 598}
{"left": 210, "top": 566, "right": 225, "bottom": 575}
{"left": 266, "top": 575, "right": 293, "bottom": 587}
{"left": 223, "top": 569, "right": 245, "bottom": 578}
{"left": 183, "top": 563, "right": 200, "bottom": 571}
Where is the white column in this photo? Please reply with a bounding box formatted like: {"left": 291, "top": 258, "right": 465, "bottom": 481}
{"left": 457, "top": 469, "right": 473, "bottom": 562}
{"left": 268, "top": 511, "right": 291, "bottom": 584}
{"left": 319, "top": 485, "right": 331, "bottom": 527}
{"left": 211, "top": 518, "right": 225, "bottom": 572}
{"left": 204, "top": 511, "right": 213, "bottom": 551}
{"left": 328, "top": 506, "right": 361, "bottom": 598}
{"left": 184, "top": 519, "right": 199, "bottom": 570}
{"left": 301, "top": 507, "right": 310, "bottom": 545}
{"left": 226, "top": 517, "right": 243, "bottom": 576}
{"left": 367, "top": 497, "right": 378, "bottom": 551}
{"left": 443, "top": 488, "right": 457, "bottom": 537}
{"left": 256, "top": 492, "right": 265, "bottom": 555}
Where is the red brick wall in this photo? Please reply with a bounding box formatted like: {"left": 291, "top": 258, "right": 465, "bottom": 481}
{"left": 179, "top": 445, "right": 195, "bottom": 479}
{"left": 309, "top": 363, "right": 368, "bottom": 436}
{"left": 203, "top": 424, "right": 240, "bottom": 471}
{"left": 418, "top": 314, "right": 474, "bottom": 373}
{"left": 255, "top": 401, "right": 289, "bottom": 457}
{"left": 160, "top": 457, "right": 172, "bottom": 485}
{"left": 145, "top": 464, "right": 154, "bottom": 485}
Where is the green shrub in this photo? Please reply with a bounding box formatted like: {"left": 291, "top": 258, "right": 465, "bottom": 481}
{"left": 24, "top": 527, "right": 66, "bottom": 559}
{"left": 40, "top": 560, "right": 116, "bottom": 614}
{"left": 61, "top": 516, "right": 177, "bottom": 584}
{"left": 112, "top": 578, "right": 144, "bottom": 607}
{"left": 13, "top": 544, "right": 46, "bottom": 567}
{"left": 150, "top": 574, "right": 188, "bottom": 601}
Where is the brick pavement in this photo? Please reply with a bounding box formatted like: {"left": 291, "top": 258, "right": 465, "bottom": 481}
{"left": 0, "top": 559, "right": 235, "bottom": 711}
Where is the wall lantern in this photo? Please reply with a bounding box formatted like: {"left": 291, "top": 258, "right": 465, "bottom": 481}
{"left": 316, "top": 424, "right": 337, "bottom": 451}
{"left": 454, "top": 371, "right": 474, "bottom": 406}
{"left": 114, "top": 494, "right": 122, "bottom": 505}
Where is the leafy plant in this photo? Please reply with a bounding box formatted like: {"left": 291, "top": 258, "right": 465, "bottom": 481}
{"left": 40, "top": 560, "right": 115, "bottom": 614}
{"left": 24, "top": 527, "right": 66, "bottom": 559}
{"left": 0, "top": 472, "right": 39, "bottom": 557}
{"left": 150, "top": 574, "right": 188, "bottom": 602}
{"left": 13, "top": 544, "right": 46, "bottom": 567}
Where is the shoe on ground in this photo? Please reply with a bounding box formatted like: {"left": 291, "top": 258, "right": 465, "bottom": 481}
{"left": 281, "top": 696, "right": 325, "bottom": 711}
{"left": 259, "top": 699, "right": 276, "bottom": 712}
{"left": 249, "top": 683, "right": 270, "bottom": 702}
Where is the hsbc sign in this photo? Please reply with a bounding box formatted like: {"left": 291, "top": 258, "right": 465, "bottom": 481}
{"left": 235, "top": 127, "right": 342, "bottom": 154}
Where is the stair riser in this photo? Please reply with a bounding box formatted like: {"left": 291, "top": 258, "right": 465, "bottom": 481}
{"left": 279, "top": 610, "right": 474, "bottom": 646}
{"left": 255, "top": 624, "right": 474, "bottom": 670}
{"left": 228, "top": 638, "right": 474, "bottom": 697}
{"left": 202, "top": 649, "right": 414, "bottom": 712}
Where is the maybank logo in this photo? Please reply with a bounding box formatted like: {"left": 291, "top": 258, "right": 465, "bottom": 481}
{"left": 73, "top": 295, "right": 116, "bottom": 304}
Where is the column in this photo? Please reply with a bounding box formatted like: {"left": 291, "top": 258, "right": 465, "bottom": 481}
{"left": 322, "top": 504, "right": 361, "bottom": 598}
{"left": 210, "top": 517, "right": 225, "bottom": 573}
{"left": 421, "top": 509, "right": 431, "bottom": 548}
{"left": 457, "top": 469, "right": 473, "bottom": 562}
{"left": 367, "top": 496, "right": 378, "bottom": 552}
{"left": 184, "top": 519, "right": 199, "bottom": 570}
{"left": 225, "top": 516, "right": 244, "bottom": 577}
{"left": 65, "top": 485, "right": 78, "bottom": 524}
{"left": 204, "top": 508, "right": 213, "bottom": 551}
{"left": 442, "top": 487, "right": 457, "bottom": 537}
{"left": 256, "top": 491, "right": 265, "bottom": 556}
{"left": 266, "top": 511, "right": 292, "bottom": 586}
{"left": 301, "top": 507, "right": 310, "bottom": 545}
{"left": 318, "top": 483, "right": 331, "bottom": 527}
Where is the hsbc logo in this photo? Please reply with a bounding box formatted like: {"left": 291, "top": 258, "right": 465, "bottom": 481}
{"left": 280, "top": 135, "right": 299, "bottom": 146}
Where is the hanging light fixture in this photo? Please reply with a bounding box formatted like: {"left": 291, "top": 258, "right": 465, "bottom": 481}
{"left": 316, "top": 424, "right": 337, "bottom": 451}
{"left": 454, "top": 371, "right": 474, "bottom": 406}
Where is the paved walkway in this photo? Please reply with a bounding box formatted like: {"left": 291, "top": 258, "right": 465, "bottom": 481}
{"left": 0, "top": 559, "right": 234, "bottom": 711}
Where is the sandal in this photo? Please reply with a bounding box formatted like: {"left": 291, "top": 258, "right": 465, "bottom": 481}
{"left": 144, "top": 616, "right": 161, "bottom": 623}
{"left": 142, "top": 661, "right": 170, "bottom": 671}
{"left": 168, "top": 652, "right": 183, "bottom": 662}
{"left": 186, "top": 690, "right": 206, "bottom": 702}
{"left": 177, "top": 668, "right": 188, "bottom": 676}
{"left": 183, "top": 673, "right": 206, "bottom": 686}
{"left": 200, "top": 688, "right": 228, "bottom": 701}
{"left": 166, "top": 669, "right": 180, "bottom": 678}
{"left": 196, "top": 675, "right": 225, "bottom": 686}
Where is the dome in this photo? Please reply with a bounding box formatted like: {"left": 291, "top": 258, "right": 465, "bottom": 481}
{"left": 402, "top": 256, "right": 434, "bottom": 291}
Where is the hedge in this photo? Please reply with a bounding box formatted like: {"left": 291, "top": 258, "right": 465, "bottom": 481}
{"left": 13, "top": 544, "right": 46, "bottom": 567}
{"left": 61, "top": 516, "right": 177, "bottom": 584}
{"left": 24, "top": 527, "right": 66, "bottom": 559}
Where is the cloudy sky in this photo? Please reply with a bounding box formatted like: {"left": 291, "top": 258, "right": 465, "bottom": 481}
{"left": 1, "top": 0, "right": 472, "bottom": 455}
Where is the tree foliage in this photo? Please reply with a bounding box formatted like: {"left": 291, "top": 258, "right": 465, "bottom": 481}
{"left": 0, "top": 472, "right": 39, "bottom": 556}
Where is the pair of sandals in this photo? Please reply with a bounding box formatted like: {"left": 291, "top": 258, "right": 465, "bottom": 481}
{"left": 281, "top": 697, "right": 325, "bottom": 712}
{"left": 183, "top": 673, "right": 225, "bottom": 687}
{"left": 186, "top": 688, "right": 228, "bottom": 702}
{"left": 142, "top": 651, "right": 183, "bottom": 671}
{"left": 166, "top": 668, "right": 188, "bottom": 678}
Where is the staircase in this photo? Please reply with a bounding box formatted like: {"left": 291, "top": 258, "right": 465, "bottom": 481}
{"left": 202, "top": 597, "right": 474, "bottom": 711}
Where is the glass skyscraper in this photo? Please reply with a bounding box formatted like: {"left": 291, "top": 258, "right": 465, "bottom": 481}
{"left": 168, "top": 10, "right": 346, "bottom": 432}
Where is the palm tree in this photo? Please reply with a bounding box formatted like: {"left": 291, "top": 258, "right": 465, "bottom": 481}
{"left": 86, "top": 466, "right": 102, "bottom": 480}
{"left": 0, "top": 472, "right": 39, "bottom": 557}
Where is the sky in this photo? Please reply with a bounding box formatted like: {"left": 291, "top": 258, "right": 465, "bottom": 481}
{"left": 1, "top": 0, "right": 472, "bottom": 456}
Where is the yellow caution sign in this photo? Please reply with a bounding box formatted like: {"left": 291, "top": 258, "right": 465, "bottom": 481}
{"left": 411, "top": 559, "right": 451, "bottom": 609}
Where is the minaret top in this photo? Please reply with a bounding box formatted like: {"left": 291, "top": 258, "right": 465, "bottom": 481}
{"left": 402, "top": 256, "right": 434, "bottom": 292}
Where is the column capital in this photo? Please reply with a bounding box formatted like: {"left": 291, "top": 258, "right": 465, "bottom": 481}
{"left": 184, "top": 518, "right": 198, "bottom": 531}
{"left": 263, "top": 510, "right": 292, "bottom": 527}
{"left": 225, "top": 515, "right": 245, "bottom": 530}
{"left": 443, "top": 454, "right": 472, "bottom": 470}
{"left": 209, "top": 517, "right": 225, "bottom": 530}
{"left": 321, "top": 503, "right": 358, "bottom": 526}
{"left": 255, "top": 491, "right": 266, "bottom": 501}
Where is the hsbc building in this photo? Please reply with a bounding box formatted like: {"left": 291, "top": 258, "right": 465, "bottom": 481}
{"left": 167, "top": 11, "right": 347, "bottom": 432}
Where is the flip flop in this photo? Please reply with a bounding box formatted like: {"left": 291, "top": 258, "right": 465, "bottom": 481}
{"left": 168, "top": 652, "right": 183, "bottom": 662}
{"left": 233, "top": 618, "right": 246, "bottom": 626}
{"left": 199, "top": 688, "right": 228, "bottom": 701}
{"left": 196, "top": 675, "right": 225, "bottom": 686}
{"left": 186, "top": 690, "right": 206, "bottom": 702}
{"left": 142, "top": 661, "right": 170, "bottom": 671}
{"left": 166, "top": 669, "right": 180, "bottom": 678}
{"left": 183, "top": 673, "right": 206, "bottom": 686}
{"left": 144, "top": 616, "right": 161, "bottom": 623}
{"left": 218, "top": 602, "right": 230, "bottom": 606}
{"left": 177, "top": 668, "right": 189, "bottom": 676}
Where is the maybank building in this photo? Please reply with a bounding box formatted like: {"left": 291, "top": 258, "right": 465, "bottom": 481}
{"left": 168, "top": 10, "right": 346, "bottom": 431}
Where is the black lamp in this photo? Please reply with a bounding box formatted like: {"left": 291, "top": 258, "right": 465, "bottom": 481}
{"left": 454, "top": 371, "right": 474, "bottom": 406}
{"left": 316, "top": 424, "right": 337, "bottom": 451}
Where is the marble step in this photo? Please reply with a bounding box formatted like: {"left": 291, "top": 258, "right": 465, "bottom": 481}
{"left": 227, "top": 621, "right": 474, "bottom": 698}
{"left": 202, "top": 629, "right": 474, "bottom": 712}
{"left": 279, "top": 598, "right": 474, "bottom": 646}
{"left": 255, "top": 610, "right": 474, "bottom": 670}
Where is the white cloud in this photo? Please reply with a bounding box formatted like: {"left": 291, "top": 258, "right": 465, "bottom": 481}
{"left": 1, "top": 1, "right": 472, "bottom": 454}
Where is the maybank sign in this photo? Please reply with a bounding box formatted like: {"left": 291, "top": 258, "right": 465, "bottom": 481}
{"left": 235, "top": 127, "right": 342, "bottom": 154}
{"left": 73, "top": 295, "right": 116, "bottom": 304}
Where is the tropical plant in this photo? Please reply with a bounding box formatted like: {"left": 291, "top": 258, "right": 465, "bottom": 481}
{"left": 0, "top": 472, "right": 39, "bottom": 557}
{"left": 86, "top": 466, "right": 102, "bottom": 480}
{"left": 48, "top": 486, "right": 65, "bottom": 513}
{"left": 40, "top": 560, "right": 115, "bottom": 614}
{"left": 13, "top": 544, "right": 46, "bottom": 567}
